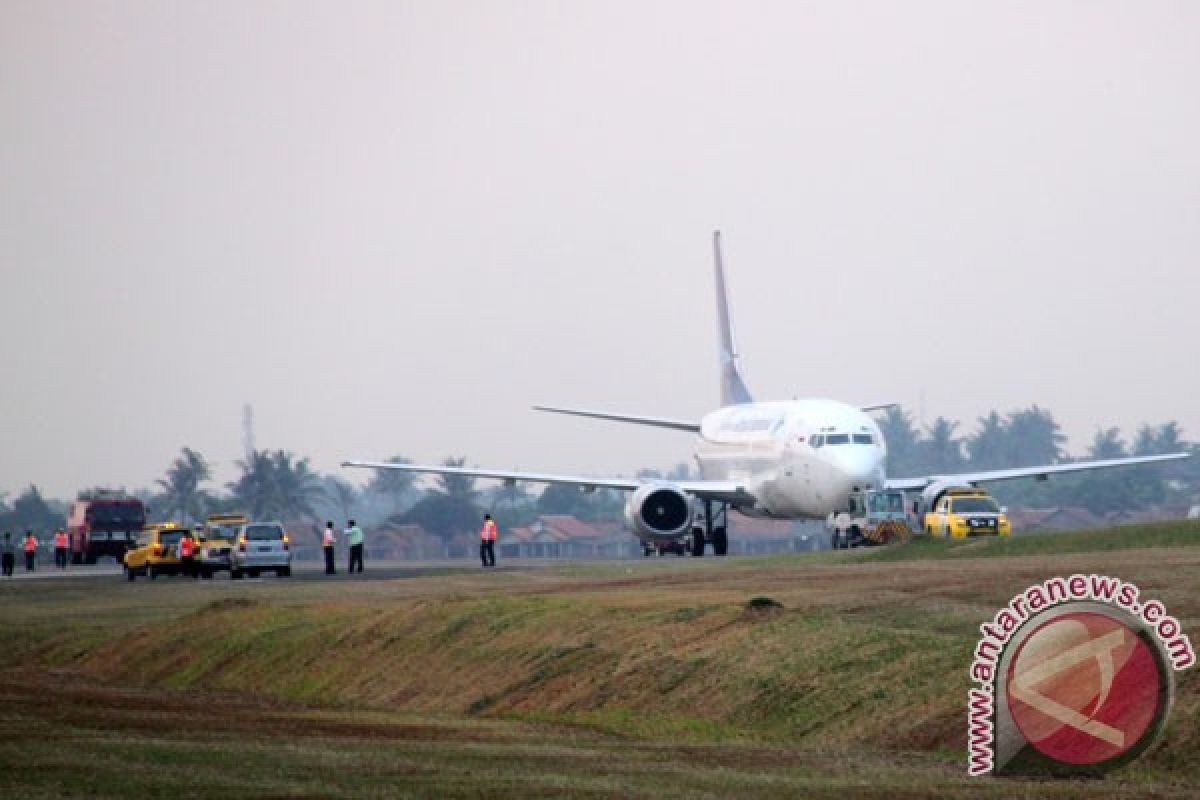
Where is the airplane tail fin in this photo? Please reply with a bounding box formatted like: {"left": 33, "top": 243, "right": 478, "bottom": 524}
{"left": 713, "top": 231, "right": 754, "bottom": 406}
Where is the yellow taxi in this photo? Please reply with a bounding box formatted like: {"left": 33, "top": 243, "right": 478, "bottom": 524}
{"left": 123, "top": 523, "right": 193, "bottom": 580}
{"left": 924, "top": 489, "right": 1012, "bottom": 539}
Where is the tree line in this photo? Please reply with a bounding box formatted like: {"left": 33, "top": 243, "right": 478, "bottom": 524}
{"left": 879, "top": 406, "right": 1199, "bottom": 512}
{"left": 2, "top": 404, "right": 1197, "bottom": 536}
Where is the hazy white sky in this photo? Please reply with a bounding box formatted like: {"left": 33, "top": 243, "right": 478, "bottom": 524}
{"left": 2, "top": 1, "right": 1198, "bottom": 498}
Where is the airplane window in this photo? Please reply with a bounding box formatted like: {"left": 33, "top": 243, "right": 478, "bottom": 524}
{"left": 810, "top": 435, "right": 824, "bottom": 448}
{"left": 853, "top": 434, "right": 874, "bottom": 445}
{"left": 826, "top": 434, "right": 850, "bottom": 445}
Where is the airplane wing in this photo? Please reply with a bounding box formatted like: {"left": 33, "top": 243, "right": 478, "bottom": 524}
{"left": 341, "top": 460, "right": 750, "bottom": 503}
{"left": 531, "top": 405, "right": 701, "bottom": 433}
{"left": 885, "top": 452, "right": 1190, "bottom": 491}
{"left": 860, "top": 403, "right": 898, "bottom": 413}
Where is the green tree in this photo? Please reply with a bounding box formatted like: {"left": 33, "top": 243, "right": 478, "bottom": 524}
{"left": 965, "top": 411, "right": 1007, "bottom": 470}
{"left": 878, "top": 407, "right": 922, "bottom": 477}
{"left": 396, "top": 457, "right": 483, "bottom": 544}
{"left": 919, "top": 417, "right": 963, "bottom": 474}
{"left": 0, "top": 485, "right": 64, "bottom": 534}
{"left": 323, "top": 476, "right": 359, "bottom": 521}
{"left": 227, "top": 449, "right": 323, "bottom": 521}
{"left": 365, "top": 456, "right": 417, "bottom": 515}
{"left": 156, "top": 447, "right": 213, "bottom": 524}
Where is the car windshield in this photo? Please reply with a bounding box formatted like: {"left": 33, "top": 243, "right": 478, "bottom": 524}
{"left": 852, "top": 433, "right": 874, "bottom": 444}
{"left": 826, "top": 434, "right": 850, "bottom": 445}
{"left": 87, "top": 503, "right": 146, "bottom": 530}
{"left": 158, "top": 531, "right": 185, "bottom": 546}
{"left": 207, "top": 525, "right": 236, "bottom": 541}
{"left": 245, "top": 524, "right": 284, "bottom": 541}
{"left": 952, "top": 497, "right": 1000, "bottom": 513}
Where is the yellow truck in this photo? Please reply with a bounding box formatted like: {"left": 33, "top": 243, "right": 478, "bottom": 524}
{"left": 923, "top": 488, "right": 1012, "bottom": 539}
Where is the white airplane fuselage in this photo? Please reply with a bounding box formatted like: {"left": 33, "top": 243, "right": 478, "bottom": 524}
{"left": 695, "top": 398, "right": 886, "bottom": 519}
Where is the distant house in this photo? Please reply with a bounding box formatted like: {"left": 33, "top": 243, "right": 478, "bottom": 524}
{"left": 367, "top": 522, "right": 444, "bottom": 560}
{"left": 502, "top": 515, "right": 635, "bottom": 559}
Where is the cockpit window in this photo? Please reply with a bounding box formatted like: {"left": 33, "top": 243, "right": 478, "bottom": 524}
{"left": 810, "top": 434, "right": 824, "bottom": 448}
{"left": 853, "top": 433, "right": 874, "bottom": 444}
{"left": 826, "top": 434, "right": 850, "bottom": 445}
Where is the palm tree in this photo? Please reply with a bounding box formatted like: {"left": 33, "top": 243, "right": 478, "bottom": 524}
{"left": 269, "top": 451, "right": 324, "bottom": 522}
{"left": 1088, "top": 427, "right": 1127, "bottom": 459}
{"left": 966, "top": 411, "right": 1007, "bottom": 470}
{"left": 324, "top": 476, "right": 359, "bottom": 520}
{"left": 365, "top": 455, "right": 417, "bottom": 514}
{"left": 156, "top": 447, "right": 213, "bottom": 524}
{"left": 878, "top": 407, "right": 922, "bottom": 477}
{"left": 920, "top": 417, "right": 963, "bottom": 473}
{"left": 228, "top": 450, "right": 323, "bottom": 521}
{"left": 229, "top": 450, "right": 275, "bottom": 519}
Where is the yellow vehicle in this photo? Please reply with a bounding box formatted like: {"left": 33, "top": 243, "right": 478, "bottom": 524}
{"left": 123, "top": 523, "right": 193, "bottom": 580}
{"left": 923, "top": 489, "right": 1012, "bottom": 539}
{"left": 194, "top": 513, "right": 247, "bottom": 576}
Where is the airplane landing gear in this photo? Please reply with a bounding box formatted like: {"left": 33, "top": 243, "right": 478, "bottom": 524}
{"left": 695, "top": 499, "right": 730, "bottom": 557}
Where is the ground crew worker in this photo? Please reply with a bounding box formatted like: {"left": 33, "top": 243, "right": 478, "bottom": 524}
{"left": 54, "top": 529, "right": 69, "bottom": 569}
{"left": 23, "top": 530, "right": 37, "bottom": 572}
{"left": 1, "top": 532, "right": 14, "bottom": 577}
{"left": 345, "top": 519, "right": 364, "bottom": 574}
{"left": 322, "top": 521, "right": 337, "bottom": 575}
{"left": 179, "top": 532, "right": 197, "bottom": 579}
{"left": 480, "top": 514, "right": 497, "bottom": 568}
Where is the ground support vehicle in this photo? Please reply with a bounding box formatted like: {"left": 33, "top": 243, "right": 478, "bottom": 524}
{"left": 67, "top": 494, "right": 146, "bottom": 564}
{"left": 194, "top": 513, "right": 246, "bottom": 577}
{"left": 923, "top": 488, "right": 1011, "bottom": 539}
{"left": 123, "top": 524, "right": 190, "bottom": 580}
{"left": 229, "top": 522, "right": 292, "bottom": 578}
{"left": 827, "top": 489, "right": 913, "bottom": 549}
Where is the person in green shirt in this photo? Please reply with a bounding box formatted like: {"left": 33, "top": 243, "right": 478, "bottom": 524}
{"left": 345, "top": 520, "right": 364, "bottom": 574}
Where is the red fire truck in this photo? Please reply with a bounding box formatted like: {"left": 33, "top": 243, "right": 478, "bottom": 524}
{"left": 67, "top": 495, "right": 147, "bottom": 564}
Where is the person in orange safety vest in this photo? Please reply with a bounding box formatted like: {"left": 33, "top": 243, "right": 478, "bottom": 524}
{"left": 480, "top": 514, "right": 497, "bottom": 568}
{"left": 23, "top": 531, "right": 38, "bottom": 572}
{"left": 179, "top": 532, "right": 197, "bottom": 579}
{"left": 54, "top": 529, "right": 69, "bottom": 569}
{"left": 322, "top": 521, "right": 337, "bottom": 575}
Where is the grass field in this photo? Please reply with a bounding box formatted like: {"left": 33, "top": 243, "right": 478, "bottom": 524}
{"left": 2, "top": 521, "right": 1199, "bottom": 798}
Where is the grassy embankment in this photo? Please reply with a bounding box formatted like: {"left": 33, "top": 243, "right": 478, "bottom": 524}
{"left": 1, "top": 521, "right": 1198, "bottom": 798}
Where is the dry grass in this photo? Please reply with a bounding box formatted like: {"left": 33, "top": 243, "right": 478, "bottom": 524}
{"left": 1, "top": 524, "right": 1198, "bottom": 797}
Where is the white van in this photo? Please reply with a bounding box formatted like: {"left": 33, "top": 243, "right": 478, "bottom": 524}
{"left": 230, "top": 522, "right": 292, "bottom": 578}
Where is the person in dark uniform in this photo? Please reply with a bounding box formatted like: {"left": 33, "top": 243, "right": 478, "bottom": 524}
{"left": 1, "top": 532, "right": 14, "bottom": 577}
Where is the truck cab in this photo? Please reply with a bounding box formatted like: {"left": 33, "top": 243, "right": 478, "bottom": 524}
{"left": 828, "top": 489, "right": 912, "bottom": 548}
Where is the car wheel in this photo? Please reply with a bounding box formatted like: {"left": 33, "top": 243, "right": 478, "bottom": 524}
{"left": 277, "top": 566, "right": 291, "bottom": 577}
{"left": 126, "top": 565, "right": 135, "bottom": 582}
{"left": 250, "top": 568, "right": 260, "bottom": 578}
{"left": 231, "top": 569, "right": 243, "bottom": 580}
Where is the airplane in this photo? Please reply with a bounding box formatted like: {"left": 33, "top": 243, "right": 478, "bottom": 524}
{"left": 343, "top": 232, "right": 1189, "bottom": 555}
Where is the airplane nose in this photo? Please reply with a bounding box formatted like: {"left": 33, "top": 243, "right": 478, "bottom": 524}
{"left": 829, "top": 448, "right": 883, "bottom": 490}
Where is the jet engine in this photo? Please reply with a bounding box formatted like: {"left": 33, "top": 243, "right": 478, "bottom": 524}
{"left": 624, "top": 483, "right": 694, "bottom": 542}
{"left": 915, "top": 479, "right": 977, "bottom": 519}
